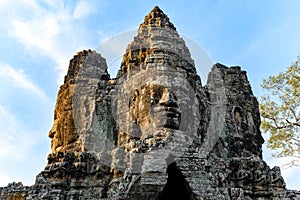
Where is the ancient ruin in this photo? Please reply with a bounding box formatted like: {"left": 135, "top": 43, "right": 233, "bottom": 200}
{"left": 1, "top": 6, "right": 299, "bottom": 200}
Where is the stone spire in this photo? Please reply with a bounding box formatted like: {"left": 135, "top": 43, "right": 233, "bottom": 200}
{"left": 64, "top": 49, "right": 92, "bottom": 84}
{"left": 118, "top": 6, "right": 197, "bottom": 81}
{"left": 48, "top": 50, "right": 110, "bottom": 153}
{"left": 139, "top": 6, "right": 176, "bottom": 30}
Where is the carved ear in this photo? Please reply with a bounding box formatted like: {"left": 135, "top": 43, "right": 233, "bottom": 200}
{"left": 129, "top": 90, "right": 140, "bottom": 122}
{"left": 129, "top": 90, "right": 139, "bottom": 106}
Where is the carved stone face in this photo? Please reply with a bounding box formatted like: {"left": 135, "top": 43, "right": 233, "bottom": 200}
{"left": 48, "top": 86, "right": 78, "bottom": 153}
{"left": 129, "top": 84, "right": 181, "bottom": 137}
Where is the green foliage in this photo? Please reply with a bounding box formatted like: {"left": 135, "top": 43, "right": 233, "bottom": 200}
{"left": 260, "top": 58, "right": 300, "bottom": 166}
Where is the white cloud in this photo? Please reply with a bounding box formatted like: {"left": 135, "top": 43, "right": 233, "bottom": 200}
{"left": 0, "top": 0, "right": 100, "bottom": 186}
{"left": 0, "top": 64, "right": 47, "bottom": 100}
{"left": 0, "top": 105, "right": 37, "bottom": 158}
{"left": 43, "top": 0, "right": 64, "bottom": 8}
{"left": 4, "top": 0, "right": 97, "bottom": 85}
{"left": 7, "top": 5, "right": 67, "bottom": 83}
{"left": 0, "top": 105, "right": 49, "bottom": 186}
{"left": 73, "top": 0, "right": 95, "bottom": 19}
{"left": 0, "top": 173, "right": 13, "bottom": 187}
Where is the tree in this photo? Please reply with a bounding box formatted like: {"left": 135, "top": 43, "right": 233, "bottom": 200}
{"left": 259, "top": 58, "right": 300, "bottom": 167}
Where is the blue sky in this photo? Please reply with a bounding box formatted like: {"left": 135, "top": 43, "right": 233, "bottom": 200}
{"left": 0, "top": 0, "right": 299, "bottom": 189}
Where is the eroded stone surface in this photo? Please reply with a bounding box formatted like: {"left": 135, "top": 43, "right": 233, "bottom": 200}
{"left": 1, "top": 6, "right": 299, "bottom": 200}
{"left": 48, "top": 49, "right": 110, "bottom": 153}
{"left": 0, "top": 182, "right": 30, "bottom": 200}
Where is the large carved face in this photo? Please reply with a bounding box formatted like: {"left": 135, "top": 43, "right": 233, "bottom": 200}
{"left": 48, "top": 86, "right": 77, "bottom": 153}
{"left": 129, "top": 84, "right": 181, "bottom": 136}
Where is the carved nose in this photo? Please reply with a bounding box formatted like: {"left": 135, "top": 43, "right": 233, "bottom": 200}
{"left": 48, "top": 122, "right": 57, "bottom": 138}
{"left": 48, "top": 129, "right": 56, "bottom": 138}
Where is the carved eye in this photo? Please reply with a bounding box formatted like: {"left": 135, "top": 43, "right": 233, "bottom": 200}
{"left": 150, "top": 97, "right": 156, "bottom": 105}
{"left": 151, "top": 97, "right": 160, "bottom": 105}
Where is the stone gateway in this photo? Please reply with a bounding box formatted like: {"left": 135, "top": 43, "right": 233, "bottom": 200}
{"left": 1, "top": 6, "right": 299, "bottom": 200}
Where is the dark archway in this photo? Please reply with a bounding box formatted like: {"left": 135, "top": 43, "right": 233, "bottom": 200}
{"left": 158, "top": 162, "right": 196, "bottom": 200}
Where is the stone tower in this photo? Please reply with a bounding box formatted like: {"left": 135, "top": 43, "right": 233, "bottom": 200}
{"left": 1, "top": 6, "right": 299, "bottom": 200}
